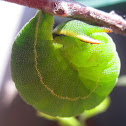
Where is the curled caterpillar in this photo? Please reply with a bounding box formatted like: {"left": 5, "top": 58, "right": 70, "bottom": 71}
{"left": 11, "top": 11, "right": 120, "bottom": 117}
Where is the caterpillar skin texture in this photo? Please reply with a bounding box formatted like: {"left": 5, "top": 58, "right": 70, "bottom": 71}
{"left": 11, "top": 11, "right": 120, "bottom": 117}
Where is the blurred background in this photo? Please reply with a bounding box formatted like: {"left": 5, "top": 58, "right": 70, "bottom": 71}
{"left": 0, "top": 0, "right": 126, "bottom": 126}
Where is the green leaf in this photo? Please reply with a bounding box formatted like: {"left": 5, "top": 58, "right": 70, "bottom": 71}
{"left": 11, "top": 11, "right": 120, "bottom": 117}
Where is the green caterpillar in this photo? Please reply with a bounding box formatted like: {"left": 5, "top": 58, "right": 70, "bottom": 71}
{"left": 11, "top": 11, "right": 120, "bottom": 117}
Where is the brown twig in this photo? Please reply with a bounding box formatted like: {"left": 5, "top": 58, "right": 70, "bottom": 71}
{"left": 3, "top": 0, "right": 126, "bottom": 36}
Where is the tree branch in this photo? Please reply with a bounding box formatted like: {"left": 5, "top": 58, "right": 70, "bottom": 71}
{"left": 3, "top": 0, "right": 126, "bottom": 36}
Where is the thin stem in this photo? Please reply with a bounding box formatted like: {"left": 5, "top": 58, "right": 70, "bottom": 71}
{"left": 38, "top": 112, "right": 84, "bottom": 126}
{"left": 3, "top": 0, "right": 126, "bottom": 36}
{"left": 57, "top": 117, "right": 83, "bottom": 126}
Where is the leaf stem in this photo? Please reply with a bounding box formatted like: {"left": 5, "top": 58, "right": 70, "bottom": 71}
{"left": 57, "top": 117, "right": 83, "bottom": 126}
{"left": 38, "top": 112, "right": 85, "bottom": 126}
